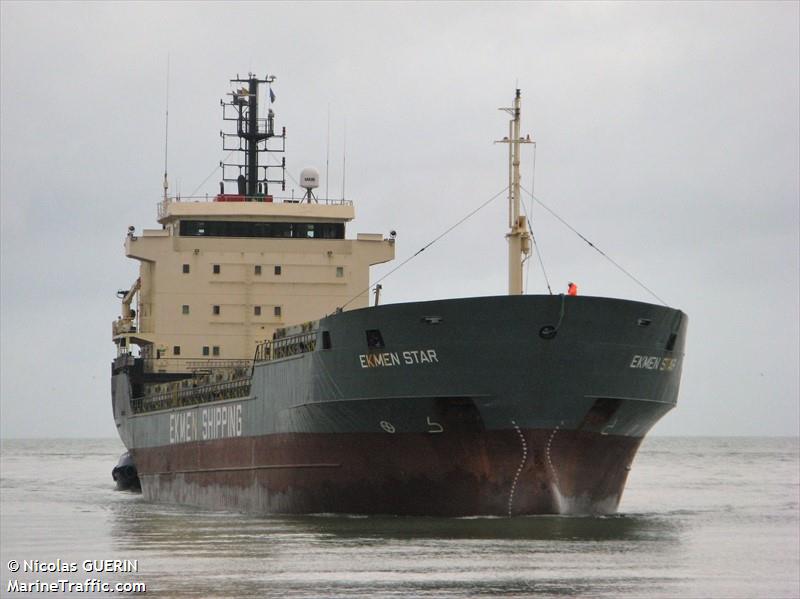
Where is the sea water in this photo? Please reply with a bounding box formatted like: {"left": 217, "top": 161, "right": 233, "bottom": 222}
{"left": 1, "top": 437, "right": 798, "bottom": 598}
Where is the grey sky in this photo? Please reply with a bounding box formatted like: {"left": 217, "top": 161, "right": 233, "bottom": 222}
{"left": 1, "top": 2, "right": 798, "bottom": 438}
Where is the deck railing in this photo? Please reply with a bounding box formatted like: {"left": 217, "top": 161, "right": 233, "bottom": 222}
{"left": 142, "top": 358, "right": 250, "bottom": 374}
{"left": 158, "top": 195, "right": 352, "bottom": 218}
{"left": 131, "top": 377, "right": 251, "bottom": 415}
{"left": 254, "top": 331, "right": 317, "bottom": 363}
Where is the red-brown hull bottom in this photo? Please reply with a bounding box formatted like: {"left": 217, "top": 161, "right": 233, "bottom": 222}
{"left": 133, "top": 429, "right": 642, "bottom": 516}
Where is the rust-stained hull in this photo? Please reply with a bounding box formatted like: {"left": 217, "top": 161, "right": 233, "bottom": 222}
{"left": 132, "top": 429, "right": 641, "bottom": 516}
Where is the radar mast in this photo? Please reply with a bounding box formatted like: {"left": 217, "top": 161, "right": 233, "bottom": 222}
{"left": 220, "top": 74, "right": 286, "bottom": 197}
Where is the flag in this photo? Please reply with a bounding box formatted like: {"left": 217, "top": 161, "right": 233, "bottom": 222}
{"left": 269, "top": 87, "right": 276, "bottom": 103}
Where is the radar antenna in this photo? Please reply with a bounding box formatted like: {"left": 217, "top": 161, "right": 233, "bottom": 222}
{"left": 219, "top": 74, "right": 286, "bottom": 198}
{"left": 300, "top": 167, "right": 320, "bottom": 203}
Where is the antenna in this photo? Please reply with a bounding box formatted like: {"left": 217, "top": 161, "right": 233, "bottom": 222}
{"left": 163, "top": 54, "right": 170, "bottom": 202}
{"left": 341, "top": 117, "right": 347, "bottom": 200}
{"left": 325, "top": 104, "right": 330, "bottom": 200}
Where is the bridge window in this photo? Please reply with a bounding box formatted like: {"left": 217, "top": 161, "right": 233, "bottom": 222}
{"left": 179, "top": 220, "right": 345, "bottom": 239}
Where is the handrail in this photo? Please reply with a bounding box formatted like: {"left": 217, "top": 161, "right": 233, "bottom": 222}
{"left": 131, "top": 377, "right": 251, "bottom": 415}
{"left": 142, "top": 358, "right": 250, "bottom": 374}
{"left": 157, "top": 196, "right": 352, "bottom": 220}
{"left": 254, "top": 331, "right": 317, "bottom": 363}
{"left": 158, "top": 194, "right": 351, "bottom": 208}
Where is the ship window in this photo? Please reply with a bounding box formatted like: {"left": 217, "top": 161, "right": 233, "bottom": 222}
{"left": 202, "top": 346, "right": 210, "bottom": 356}
{"left": 336, "top": 266, "right": 344, "bottom": 278}
{"left": 274, "top": 265, "right": 282, "bottom": 275}
{"left": 366, "top": 329, "right": 385, "bottom": 349}
{"left": 212, "top": 346, "right": 220, "bottom": 356}
{"left": 295, "top": 223, "right": 315, "bottom": 238}
{"left": 213, "top": 264, "right": 220, "bottom": 274}
{"left": 322, "top": 224, "right": 342, "bottom": 239}
{"left": 274, "top": 306, "right": 282, "bottom": 317}
{"left": 322, "top": 331, "right": 332, "bottom": 350}
{"left": 213, "top": 305, "right": 220, "bottom": 315}
{"left": 254, "top": 265, "right": 262, "bottom": 275}
{"left": 254, "top": 306, "right": 261, "bottom": 316}
{"left": 182, "top": 305, "right": 190, "bottom": 315}
{"left": 182, "top": 264, "right": 190, "bottom": 274}
{"left": 179, "top": 220, "right": 345, "bottom": 239}
{"left": 173, "top": 346, "right": 181, "bottom": 356}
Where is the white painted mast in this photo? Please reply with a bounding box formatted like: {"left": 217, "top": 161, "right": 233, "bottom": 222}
{"left": 497, "top": 89, "right": 533, "bottom": 295}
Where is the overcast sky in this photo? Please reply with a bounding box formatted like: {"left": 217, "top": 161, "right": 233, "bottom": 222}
{"left": 1, "top": 1, "right": 798, "bottom": 438}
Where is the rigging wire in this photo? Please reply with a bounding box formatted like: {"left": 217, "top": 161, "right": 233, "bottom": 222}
{"left": 523, "top": 225, "right": 531, "bottom": 294}
{"left": 520, "top": 184, "right": 669, "bottom": 306}
{"left": 519, "top": 198, "right": 552, "bottom": 295}
{"left": 529, "top": 140, "right": 553, "bottom": 295}
{"left": 267, "top": 151, "right": 300, "bottom": 189}
{"left": 524, "top": 141, "right": 537, "bottom": 293}
{"left": 528, "top": 217, "right": 553, "bottom": 295}
{"left": 188, "top": 151, "right": 235, "bottom": 198}
{"left": 338, "top": 186, "right": 510, "bottom": 311}
{"left": 520, "top": 141, "right": 553, "bottom": 294}
{"left": 189, "top": 134, "right": 300, "bottom": 201}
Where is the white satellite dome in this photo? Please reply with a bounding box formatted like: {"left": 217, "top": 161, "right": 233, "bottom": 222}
{"left": 300, "top": 167, "right": 320, "bottom": 190}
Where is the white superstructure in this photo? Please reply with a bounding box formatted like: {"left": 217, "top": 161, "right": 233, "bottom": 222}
{"left": 112, "top": 75, "right": 394, "bottom": 372}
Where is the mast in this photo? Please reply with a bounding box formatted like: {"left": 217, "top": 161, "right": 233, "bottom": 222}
{"left": 220, "top": 74, "right": 286, "bottom": 197}
{"left": 497, "top": 89, "right": 533, "bottom": 295}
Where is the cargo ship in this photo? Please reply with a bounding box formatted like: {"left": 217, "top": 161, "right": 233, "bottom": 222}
{"left": 110, "top": 74, "right": 687, "bottom": 515}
